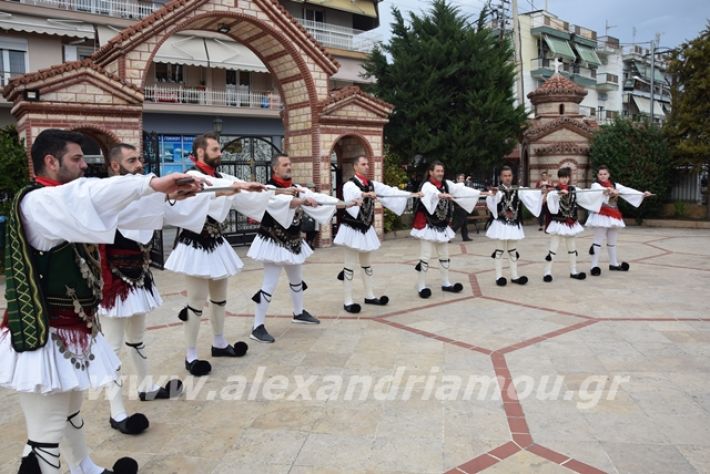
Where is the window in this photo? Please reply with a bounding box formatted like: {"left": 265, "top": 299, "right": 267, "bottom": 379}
{"left": 226, "top": 70, "right": 237, "bottom": 85}
{"left": 304, "top": 7, "right": 324, "bottom": 23}
{"left": 0, "top": 37, "right": 28, "bottom": 85}
{"left": 559, "top": 104, "right": 565, "bottom": 115}
{"left": 155, "top": 63, "right": 183, "bottom": 83}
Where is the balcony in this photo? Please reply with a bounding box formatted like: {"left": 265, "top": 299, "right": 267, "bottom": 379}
{"left": 7, "top": 0, "right": 162, "bottom": 19}
{"left": 596, "top": 72, "right": 619, "bottom": 91}
{"left": 596, "top": 35, "right": 620, "bottom": 57}
{"left": 144, "top": 85, "right": 282, "bottom": 115}
{"left": 295, "top": 18, "right": 380, "bottom": 52}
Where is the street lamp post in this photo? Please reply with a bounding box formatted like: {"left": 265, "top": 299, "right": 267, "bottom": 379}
{"left": 213, "top": 117, "right": 223, "bottom": 139}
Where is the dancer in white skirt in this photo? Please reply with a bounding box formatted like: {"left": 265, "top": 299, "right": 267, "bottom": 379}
{"left": 411, "top": 160, "right": 481, "bottom": 298}
{"left": 0, "top": 129, "right": 201, "bottom": 474}
{"left": 165, "top": 132, "right": 272, "bottom": 377}
{"left": 586, "top": 165, "right": 651, "bottom": 276}
{"left": 98, "top": 143, "right": 219, "bottom": 436}
{"left": 247, "top": 154, "right": 338, "bottom": 343}
{"left": 334, "top": 155, "right": 413, "bottom": 313}
{"left": 486, "top": 166, "right": 543, "bottom": 286}
{"left": 543, "top": 167, "right": 604, "bottom": 282}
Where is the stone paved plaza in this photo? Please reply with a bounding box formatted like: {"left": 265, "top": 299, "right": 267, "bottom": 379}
{"left": 1, "top": 226, "right": 710, "bottom": 473}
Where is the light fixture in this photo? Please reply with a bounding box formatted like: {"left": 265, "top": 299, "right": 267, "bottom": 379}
{"left": 23, "top": 89, "right": 40, "bottom": 101}
{"left": 213, "top": 117, "right": 223, "bottom": 136}
{"left": 217, "top": 23, "right": 230, "bottom": 34}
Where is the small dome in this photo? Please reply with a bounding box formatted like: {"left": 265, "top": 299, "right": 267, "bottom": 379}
{"left": 527, "top": 73, "right": 587, "bottom": 105}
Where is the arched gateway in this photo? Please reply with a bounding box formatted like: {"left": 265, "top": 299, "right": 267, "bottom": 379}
{"left": 1, "top": 0, "right": 392, "bottom": 245}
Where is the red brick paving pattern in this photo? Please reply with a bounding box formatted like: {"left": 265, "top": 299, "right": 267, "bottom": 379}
{"left": 146, "top": 233, "right": 707, "bottom": 473}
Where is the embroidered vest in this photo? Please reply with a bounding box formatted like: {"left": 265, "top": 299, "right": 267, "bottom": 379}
{"left": 101, "top": 230, "right": 154, "bottom": 309}
{"left": 340, "top": 177, "right": 375, "bottom": 234}
{"left": 496, "top": 186, "right": 522, "bottom": 226}
{"left": 176, "top": 166, "right": 225, "bottom": 252}
{"left": 257, "top": 179, "right": 304, "bottom": 254}
{"left": 551, "top": 186, "right": 579, "bottom": 224}
{"left": 415, "top": 180, "right": 452, "bottom": 231}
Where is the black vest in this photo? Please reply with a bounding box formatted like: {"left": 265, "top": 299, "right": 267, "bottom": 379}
{"left": 340, "top": 177, "right": 375, "bottom": 234}
{"left": 551, "top": 186, "right": 578, "bottom": 223}
{"left": 496, "top": 185, "right": 522, "bottom": 226}
{"left": 415, "top": 180, "right": 453, "bottom": 231}
{"left": 257, "top": 178, "right": 304, "bottom": 254}
{"left": 176, "top": 166, "right": 225, "bottom": 252}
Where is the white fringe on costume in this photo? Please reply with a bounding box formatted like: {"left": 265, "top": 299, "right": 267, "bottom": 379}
{"left": 585, "top": 213, "right": 625, "bottom": 229}
{"left": 486, "top": 220, "right": 525, "bottom": 241}
{"left": 165, "top": 239, "right": 243, "bottom": 279}
{"left": 333, "top": 224, "right": 381, "bottom": 252}
{"left": 410, "top": 225, "right": 455, "bottom": 242}
{"left": 0, "top": 329, "right": 119, "bottom": 393}
{"left": 98, "top": 286, "right": 163, "bottom": 318}
{"left": 247, "top": 235, "right": 313, "bottom": 265}
{"left": 546, "top": 221, "right": 584, "bottom": 237}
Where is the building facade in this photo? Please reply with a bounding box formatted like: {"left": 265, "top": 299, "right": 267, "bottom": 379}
{"left": 0, "top": 0, "right": 380, "bottom": 176}
{"left": 516, "top": 10, "right": 623, "bottom": 125}
{"left": 621, "top": 43, "right": 672, "bottom": 124}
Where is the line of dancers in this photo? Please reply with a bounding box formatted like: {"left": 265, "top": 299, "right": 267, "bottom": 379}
{"left": 0, "top": 129, "right": 649, "bottom": 473}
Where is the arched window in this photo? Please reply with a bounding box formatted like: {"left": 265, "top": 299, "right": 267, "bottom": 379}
{"left": 559, "top": 103, "right": 565, "bottom": 115}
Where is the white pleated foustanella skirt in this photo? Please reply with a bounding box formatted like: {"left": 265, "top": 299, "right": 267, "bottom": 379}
{"left": 410, "top": 225, "right": 455, "bottom": 243}
{"left": 98, "top": 286, "right": 163, "bottom": 318}
{"left": 0, "top": 328, "right": 119, "bottom": 393}
{"left": 546, "top": 221, "right": 584, "bottom": 237}
{"left": 247, "top": 235, "right": 313, "bottom": 265}
{"left": 486, "top": 220, "right": 525, "bottom": 241}
{"left": 165, "top": 239, "right": 243, "bottom": 279}
{"left": 333, "top": 224, "right": 381, "bottom": 252}
{"left": 585, "top": 212, "right": 625, "bottom": 229}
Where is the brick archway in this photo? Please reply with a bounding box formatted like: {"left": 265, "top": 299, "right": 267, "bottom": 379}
{"left": 2, "top": 0, "right": 392, "bottom": 241}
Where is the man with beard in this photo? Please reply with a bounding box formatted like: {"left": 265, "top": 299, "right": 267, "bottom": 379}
{"left": 411, "top": 161, "right": 481, "bottom": 298}
{"left": 0, "top": 129, "right": 201, "bottom": 474}
{"left": 485, "top": 166, "right": 543, "bottom": 286}
{"left": 333, "top": 155, "right": 415, "bottom": 313}
{"left": 98, "top": 143, "right": 228, "bottom": 435}
{"left": 246, "top": 154, "right": 338, "bottom": 343}
{"left": 166, "top": 132, "right": 276, "bottom": 376}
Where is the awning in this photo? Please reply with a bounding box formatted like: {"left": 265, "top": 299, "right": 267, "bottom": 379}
{"left": 204, "top": 38, "right": 268, "bottom": 73}
{"left": 304, "top": 0, "right": 377, "bottom": 18}
{"left": 0, "top": 13, "right": 94, "bottom": 39}
{"left": 154, "top": 35, "right": 210, "bottom": 68}
{"left": 573, "top": 44, "right": 601, "bottom": 66}
{"left": 331, "top": 56, "right": 373, "bottom": 83}
{"left": 96, "top": 27, "right": 268, "bottom": 72}
{"left": 632, "top": 95, "right": 665, "bottom": 117}
{"left": 633, "top": 61, "right": 666, "bottom": 83}
{"left": 544, "top": 35, "right": 576, "bottom": 62}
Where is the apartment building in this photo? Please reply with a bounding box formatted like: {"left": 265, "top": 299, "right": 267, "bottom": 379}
{"left": 516, "top": 10, "right": 623, "bottom": 125}
{"left": 621, "top": 43, "right": 671, "bottom": 124}
{"left": 0, "top": 0, "right": 380, "bottom": 174}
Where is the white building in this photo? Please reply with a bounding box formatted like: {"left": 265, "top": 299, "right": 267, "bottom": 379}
{"left": 516, "top": 10, "right": 623, "bottom": 124}
{"left": 621, "top": 44, "right": 672, "bottom": 124}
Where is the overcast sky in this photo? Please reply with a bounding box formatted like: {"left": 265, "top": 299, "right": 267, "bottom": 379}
{"left": 372, "top": 0, "right": 709, "bottom": 50}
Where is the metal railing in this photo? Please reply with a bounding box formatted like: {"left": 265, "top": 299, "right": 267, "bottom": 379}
{"left": 9, "top": 0, "right": 162, "bottom": 19}
{"left": 295, "top": 18, "right": 380, "bottom": 52}
{"left": 144, "top": 85, "right": 282, "bottom": 110}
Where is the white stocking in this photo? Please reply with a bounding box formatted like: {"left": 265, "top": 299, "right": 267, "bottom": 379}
{"left": 285, "top": 264, "right": 305, "bottom": 315}
{"left": 99, "top": 316, "right": 127, "bottom": 421}
{"left": 436, "top": 242, "right": 451, "bottom": 286}
{"left": 358, "top": 251, "right": 376, "bottom": 299}
{"left": 253, "top": 263, "right": 281, "bottom": 328}
{"left": 208, "top": 278, "right": 228, "bottom": 348}
{"left": 183, "top": 275, "right": 209, "bottom": 361}
{"left": 342, "top": 248, "right": 358, "bottom": 305}
{"left": 544, "top": 234, "right": 560, "bottom": 276}
{"left": 417, "top": 240, "right": 433, "bottom": 291}
{"left": 590, "top": 227, "right": 606, "bottom": 268}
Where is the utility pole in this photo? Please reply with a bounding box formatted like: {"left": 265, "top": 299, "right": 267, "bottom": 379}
{"left": 511, "top": 0, "right": 526, "bottom": 183}
{"left": 649, "top": 37, "right": 656, "bottom": 124}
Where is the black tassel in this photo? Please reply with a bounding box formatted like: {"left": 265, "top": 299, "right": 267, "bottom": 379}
{"left": 251, "top": 290, "right": 262, "bottom": 303}
{"left": 545, "top": 253, "right": 552, "bottom": 262}
{"left": 589, "top": 244, "right": 595, "bottom": 255}
{"left": 491, "top": 250, "right": 497, "bottom": 259}
{"left": 415, "top": 262, "right": 421, "bottom": 272}
{"left": 178, "top": 307, "right": 189, "bottom": 322}
{"left": 302, "top": 281, "right": 308, "bottom": 291}
{"left": 337, "top": 270, "right": 344, "bottom": 281}
{"left": 516, "top": 251, "right": 520, "bottom": 259}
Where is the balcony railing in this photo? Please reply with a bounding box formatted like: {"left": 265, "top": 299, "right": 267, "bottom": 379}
{"left": 295, "top": 18, "right": 380, "bottom": 52}
{"left": 9, "top": 0, "right": 162, "bottom": 19}
{"left": 597, "top": 72, "right": 618, "bottom": 84}
{"left": 144, "top": 85, "right": 282, "bottom": 110}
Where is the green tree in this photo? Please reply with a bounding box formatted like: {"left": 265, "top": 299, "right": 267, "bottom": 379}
{"left": 0, "top": 125, "right": 29, "bottom": 217}
{"left": 589, "top": 119, "right": 672, "bottom": 221}
{"left": 665, "top": 24, "right": 710, "bottom": 218}
{"left": 363, "top": 0, "right": 526, "bottom": 176}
